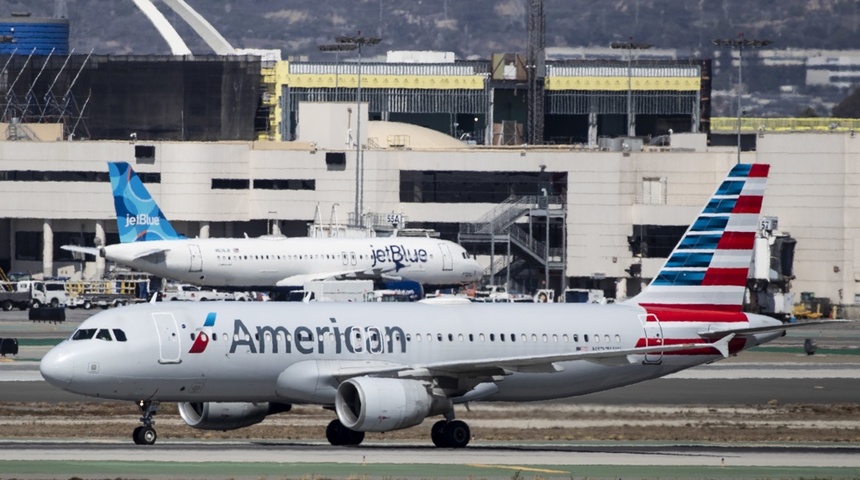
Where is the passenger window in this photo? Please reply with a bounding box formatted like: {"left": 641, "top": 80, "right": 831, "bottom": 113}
{"left": 604, "top": 335, "right": 610, "bottom": 343}
{"left": 489, "top": 333, "right": 495, "bottom": 342}
{"left": 437, "top": 333, "right": 443, "bottom": 342}
{"left": 573, "top": 334, "right": 579, "bottom": 342}
{"left": 448, "top": 333, "right": 453, "bottom": 342}
{"left": 95, "top": 329, "right": 113, "bottom": 341}
{"left": 72, "top": 329, "right": 97, "bottom": 340}
{"left": 584, "top": 334, "right": 589, "bottom": 342}
{"left": 112, "top": 329, "right": 127, "bottom": 342}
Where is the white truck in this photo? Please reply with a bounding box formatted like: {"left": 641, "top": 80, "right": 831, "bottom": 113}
{"left": 15, "top": 280, "right": 70, "bottom": 308}
{"left": 160, "top": 283, "right": 248, "bottom": 302}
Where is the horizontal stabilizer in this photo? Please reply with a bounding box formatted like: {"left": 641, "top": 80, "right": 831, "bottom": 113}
{"left": 132, "top": 247, "right": 170, "bottom": 260}
{"left": 699, "top": 319, "right": 850, "bottom": 340}
{"left": 60, "top": 245, "right": 102, "bottom": 257}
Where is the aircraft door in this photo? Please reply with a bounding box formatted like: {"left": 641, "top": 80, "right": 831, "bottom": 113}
{"left": 188, "top": 244, "right": 203, "bottom": 272}
{"left": 153, "top": 312, "right": 182, "bottom": 364}
{"left": 341, "top": 251, "right": 349, "bottom": 266}
{"left": 437, "top": 243, "right": 454, "bottom": 271}
{"left": 639, "top": 313, "right": 663, "bottom": 364}
{"left": 349, "top": 251, "right": 357, "bottom": 266}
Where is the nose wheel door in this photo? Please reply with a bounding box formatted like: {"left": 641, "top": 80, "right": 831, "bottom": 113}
{"left": 639, "top": 313, "right": 663, "bottom": 365}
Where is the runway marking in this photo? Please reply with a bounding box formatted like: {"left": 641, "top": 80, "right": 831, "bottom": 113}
{"left": 467, "top": 464, "right": 569, "bottom": 474}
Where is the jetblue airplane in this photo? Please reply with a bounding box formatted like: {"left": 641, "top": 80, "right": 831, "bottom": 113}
{"left": 42, "top": 163, "right": 833, "bottom": 447}
{"left": 63, "top": 162, "right": 482, "bottom": 290}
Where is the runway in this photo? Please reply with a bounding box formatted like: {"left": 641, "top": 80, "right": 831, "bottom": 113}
{"left": 1, "top": 440, "right": 859, "bottom": 479}
{"left": 2, "top": 310, "right": 859, "bottom": 479}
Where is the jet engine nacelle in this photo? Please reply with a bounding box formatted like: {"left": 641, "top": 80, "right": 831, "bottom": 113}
{"left": 178, "top": 402, "right": 291, "bottom": 431}
{"left": 335, "top": 377, "right": 450, "bottom": 432}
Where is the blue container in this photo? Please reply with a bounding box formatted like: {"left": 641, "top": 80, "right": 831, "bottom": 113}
{"left": 0, "top": 17, "right": 70, "bottom": 55}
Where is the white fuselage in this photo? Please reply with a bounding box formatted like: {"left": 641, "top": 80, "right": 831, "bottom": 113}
{"left": 103, "top": 236, "right": 482, "bottom": 289}
{"left": 40, "top": 301, "right": 783, "bottom": 404}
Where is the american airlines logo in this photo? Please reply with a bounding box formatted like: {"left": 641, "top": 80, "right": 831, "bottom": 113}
{"left": 370, "top": 244, "right": 428, "bottom": 271}
{"left": 189, "top": 312, "right": 217, "bottom": 354}
{"left": 124, "top": 213, "right": 160, "bottom": 227}
{"left": 231, "top": 317, "right": 407, "bottom": 355}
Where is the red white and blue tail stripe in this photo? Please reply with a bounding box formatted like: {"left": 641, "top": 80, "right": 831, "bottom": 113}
{"left": 628, "top": 163, "right": 769, "bottom": 315}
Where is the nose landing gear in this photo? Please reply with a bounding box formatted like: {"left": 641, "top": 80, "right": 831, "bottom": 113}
{"left": 132, "top": 400, "right": 160, "bottom": 445}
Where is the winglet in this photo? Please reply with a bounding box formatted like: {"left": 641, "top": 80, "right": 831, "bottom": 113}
{"left": 711, "top": 333, "right": 735, "bottom": 358}
{"left": 108, "top": 162, "right": 183, "bottom": 243}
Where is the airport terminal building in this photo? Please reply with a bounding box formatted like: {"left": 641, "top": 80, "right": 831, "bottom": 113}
{"left": 0, "top": 46, "right": 858, "bottom": 308}
{"left": 1, "top": 125, "right": 858, "bottom": 308}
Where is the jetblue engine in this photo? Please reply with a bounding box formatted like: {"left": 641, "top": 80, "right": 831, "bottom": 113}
{"left": 335, "top": 377, "right": 451, "bottom": 432}
{"left": 178, "top": 402, "right": 291, "bottom": 431}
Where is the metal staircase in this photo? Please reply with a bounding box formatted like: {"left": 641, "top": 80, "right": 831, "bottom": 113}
{"left": 459, "top": 194, "right": 566, "bottom": 288}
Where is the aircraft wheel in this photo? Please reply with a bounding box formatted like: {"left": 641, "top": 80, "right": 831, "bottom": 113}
{"left": 325, "top": 419, "right": 364, "bottom": 446}
{"left": 31, "top": 299, "right": 41, "bottom": 309}
{"left": 326, "top": 419, "right": 346, "bottom": 446}
{"left": 132, "top": 426, "right": 143, "bottom": 445}
{"left": 82, "top": 300, "right": 92, "bottom": 310}
{"left": 430, "top": 420, "right": 447, "bottom": 447}
{"left": 134, "top": 426, "right": 157, "bottom": 445}
{"left": 443, "top": 420, "right": 470, "bottom": 448}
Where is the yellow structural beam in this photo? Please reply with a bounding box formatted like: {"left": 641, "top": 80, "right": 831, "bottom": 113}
{"left": 547, "top": 76, "right": 700, "bottom": 91}
{"left": 712, "top": 117, "right": 860, "bottom": 133}
{"left": 286, "top": 73, "right": 486, "bottom": 90}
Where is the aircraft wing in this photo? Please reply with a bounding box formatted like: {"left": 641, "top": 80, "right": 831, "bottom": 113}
{"left": 331, "top": 336, "right": 733, "bottom": 382}
{"left": 275, "top": 267, "right": 400, "bottom": 287}
{"left": 697, "top": 320, "right": 850, "bottom": 339}
{"left": 60, "top": 245, "right": 102, "bottom": 257}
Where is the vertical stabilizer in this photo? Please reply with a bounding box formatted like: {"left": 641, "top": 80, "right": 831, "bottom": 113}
{"left": 108, "top": 162, "right": 182, "bottom": 243}
{"left": 627, "top": 163, "right": 769, "bottom": 317}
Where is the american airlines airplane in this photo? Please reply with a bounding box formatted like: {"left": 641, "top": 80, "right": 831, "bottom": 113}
{"left": 63, "top": 162, "right": 482, "bottom": 290}
{"left": 41, "top": 163, "right": 833, "bottom": 448}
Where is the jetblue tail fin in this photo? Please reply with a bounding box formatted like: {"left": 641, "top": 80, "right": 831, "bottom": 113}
{"left": 627, "top": 163, "right": 769, "bottom": 316}
{"left": 108, "top": 162, "right": 182, "bottom": 243}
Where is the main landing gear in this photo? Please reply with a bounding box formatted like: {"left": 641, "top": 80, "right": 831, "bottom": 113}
{"left": 430, "top": 419, "right": 471, "bottom": 448}
{"left": 324, "top": 416, "right": 472, "bottom": 448}
{"left": 132, "top": 400, "right": 160, "bottom": 445}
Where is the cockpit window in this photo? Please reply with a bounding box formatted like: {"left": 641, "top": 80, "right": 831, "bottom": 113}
{"left": 95, "top": 329, "right": 113, "bottom": 341}
{"left": 71, "top": 329, "right": 97, "bottom": 340}
{"left": 113, "top": 329, "right": 127, "bottom": 342}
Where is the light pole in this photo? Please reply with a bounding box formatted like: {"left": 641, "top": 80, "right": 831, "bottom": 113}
{"left": 712, "top": 34, "right": 773, "bottom": 164}
{"left": 610, "top": 40, "right": 652, "bottom": 138}
{"left": 320, "top": 34, "right": 381, "bottom": 227}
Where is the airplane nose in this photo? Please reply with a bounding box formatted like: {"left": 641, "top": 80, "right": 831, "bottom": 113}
{"left": 40, "top": 344, "right": 75, "bottom": 389}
